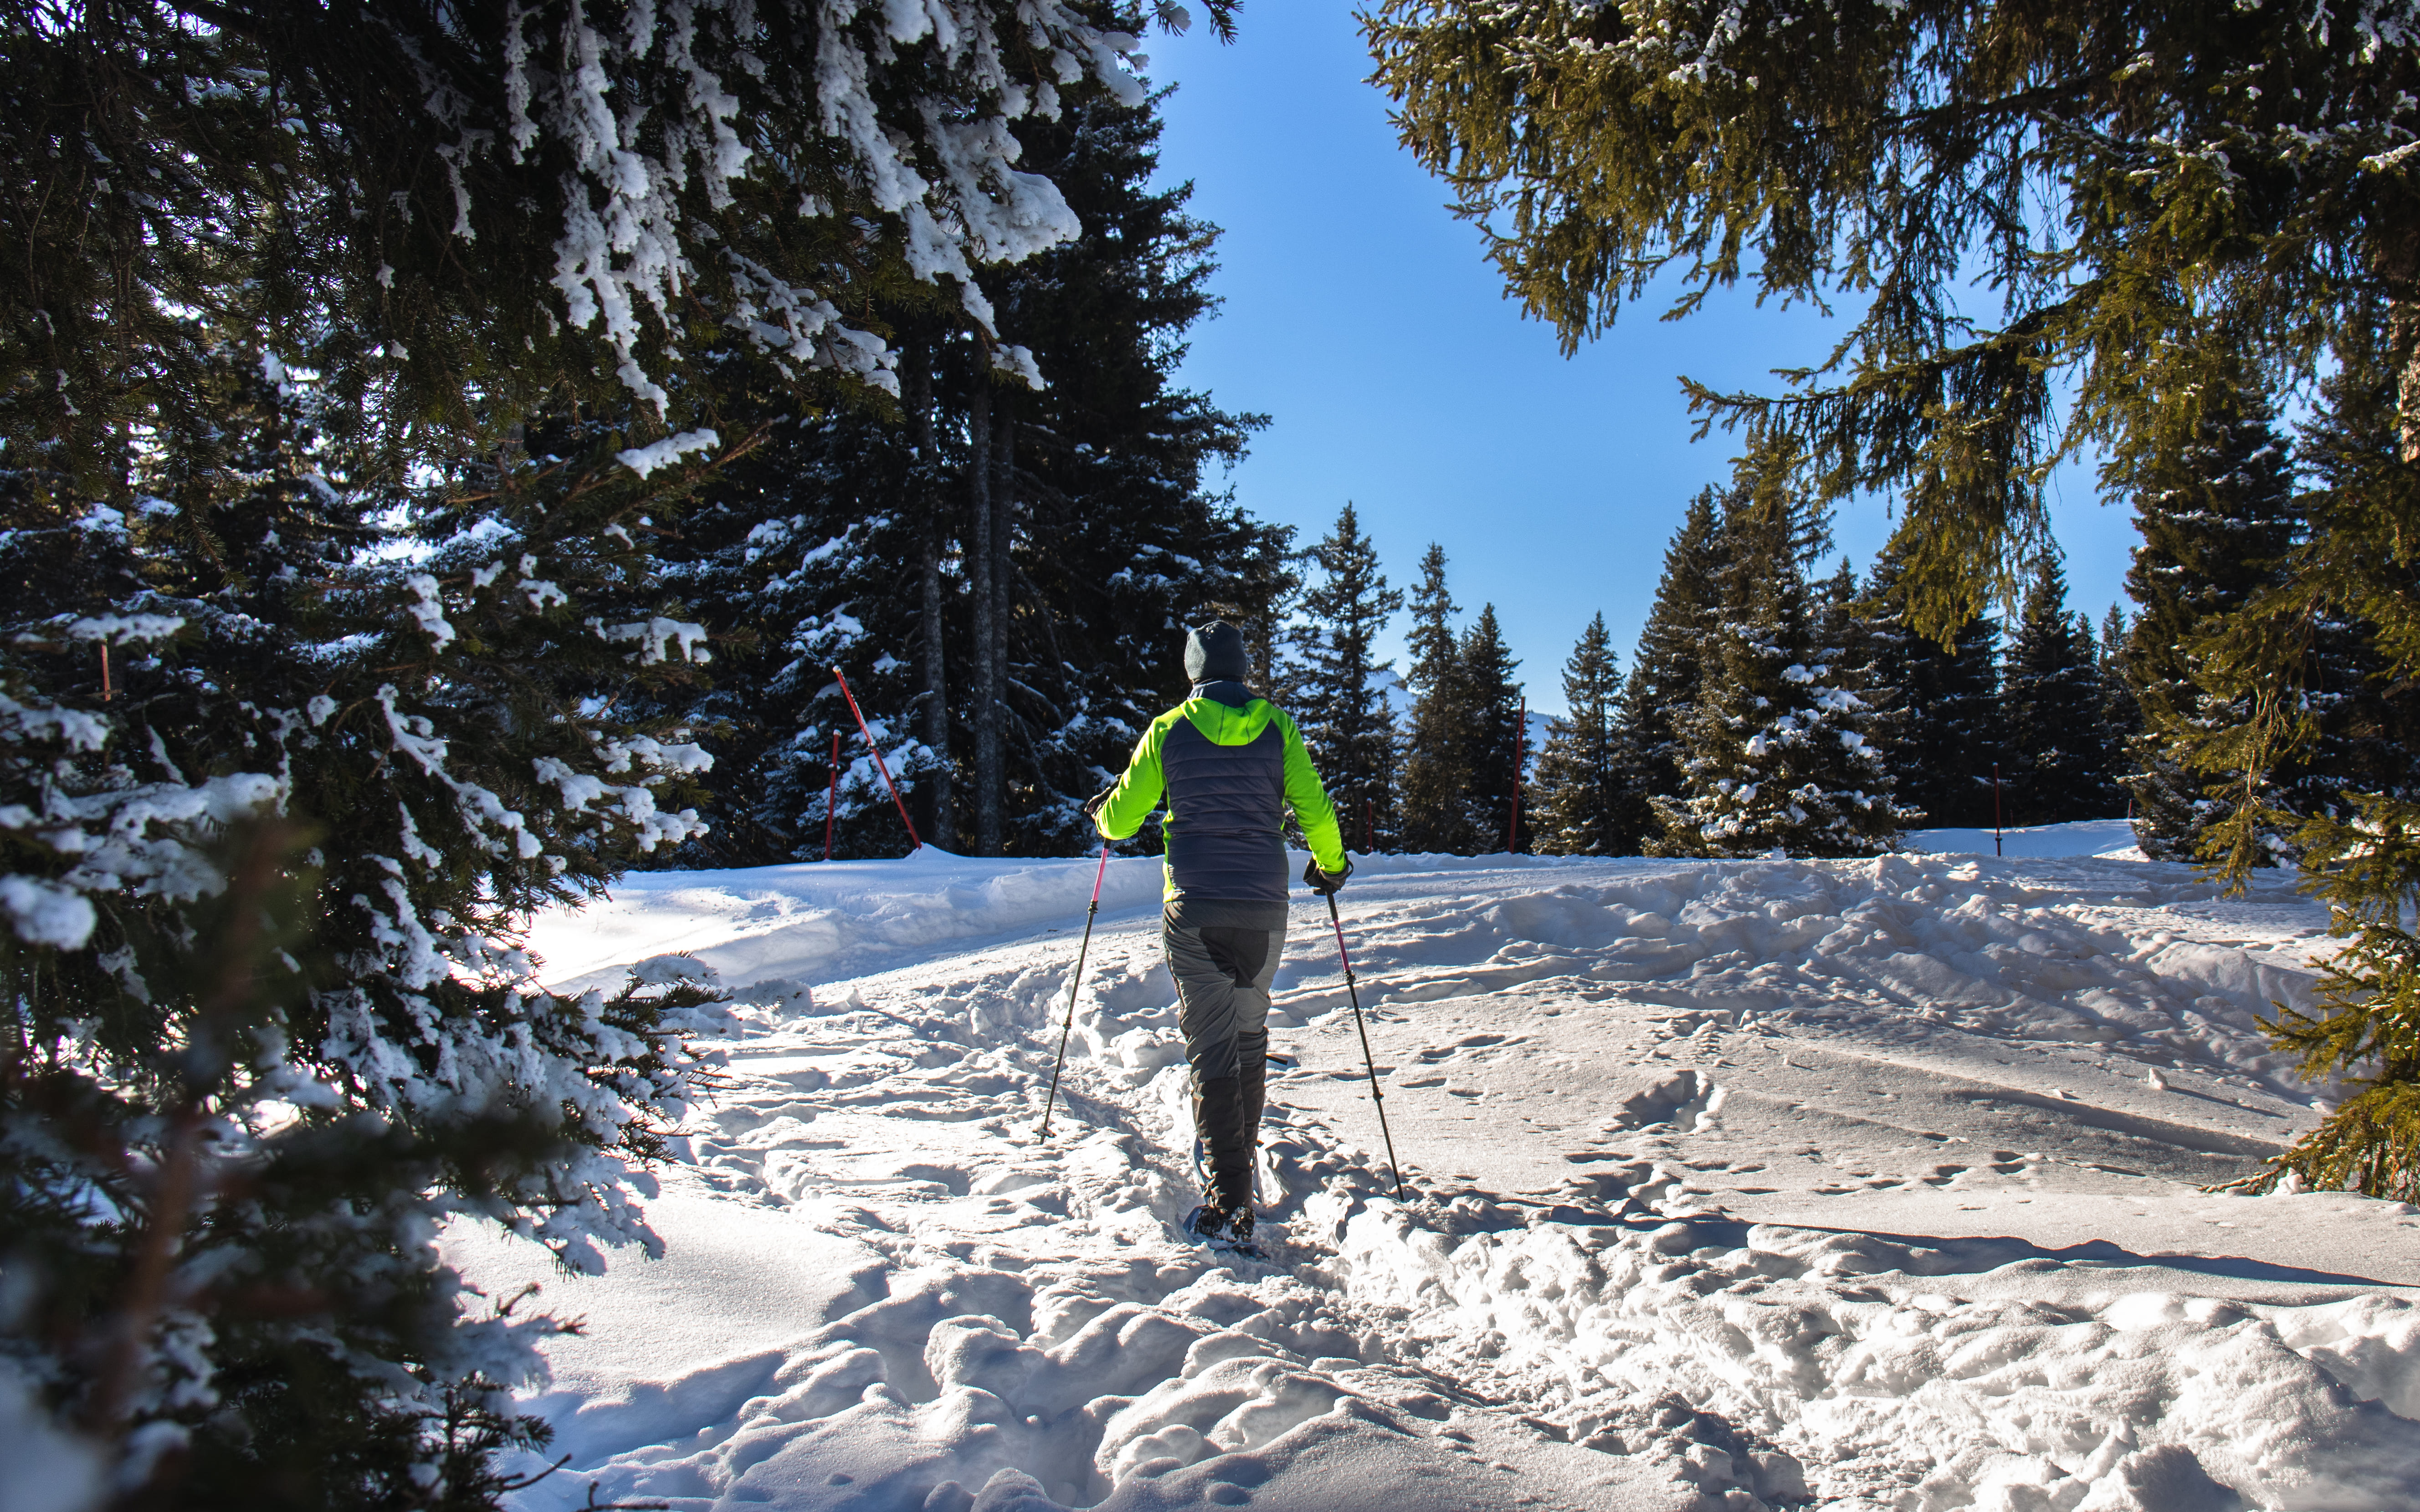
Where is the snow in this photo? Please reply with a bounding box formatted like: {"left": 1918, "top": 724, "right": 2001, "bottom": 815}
{"left": 404, "top": 572, "right": 456, "bottom": 650}
{"left": 616, "top": 429, "right": 722, "bottom": 479}
{"left": 0, "top": 874, "right": 97, "bottom": 949}
{"left": 452, "top": 825, "right": 2420, "bottom": 1511}
{"left": 1906, "top": 818, "right": 2147, "bottom": 861}
{"left": 49, "top": 612, "right": 185, "bottom": 644}
{"left": 599, "top": 616, "right": 713, "bottom": 666}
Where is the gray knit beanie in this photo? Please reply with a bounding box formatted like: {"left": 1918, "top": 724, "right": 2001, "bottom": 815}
{"left": 1184, "top": 620, "right": 1250, "bottom": 684}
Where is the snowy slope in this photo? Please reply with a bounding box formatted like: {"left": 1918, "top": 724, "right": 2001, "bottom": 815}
{"left": 447, "top": 828, "right": 2420, "bottom": 1512}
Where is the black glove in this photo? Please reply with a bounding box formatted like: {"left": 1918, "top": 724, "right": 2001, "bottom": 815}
{"left": 1081, "top": 785, "right": 1116, "bottom": 822}
{"left": 1302, "top": 855, "right": 1354, "bottom": 897}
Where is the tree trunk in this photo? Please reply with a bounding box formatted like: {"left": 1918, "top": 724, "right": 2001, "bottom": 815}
{"left": 2396, "top": 306, "right": 2420, "bottom": 464}
{"left": 908, "top": 343, "right": 956, "bottom": 851}
{"left": 968, "top": 376, "right": 1002, "bottom": 857}
{"left": 2377, "top": 210, "right": 2420, "bottom": 462}
{"left": 992, "top": 391, "right": 1017, "bottom": 847}
{"left": 2389, "top": 283, "right": 2420, "bottom": 464}
{"left": 1341, "top": 612, "right": 1369, "bottom": 828}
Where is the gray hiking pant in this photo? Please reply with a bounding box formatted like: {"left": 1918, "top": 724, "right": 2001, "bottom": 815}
{"left": 1164, "top": 913, "right": 1286, "bottom": 1209}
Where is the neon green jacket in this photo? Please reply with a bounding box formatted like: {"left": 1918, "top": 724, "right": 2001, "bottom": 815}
{"left": 1094, "top": 687, "right": 1346, "bottom": 902}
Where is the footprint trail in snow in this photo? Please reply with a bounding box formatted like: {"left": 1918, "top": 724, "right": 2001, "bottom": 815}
{"left": 446, "top": 838, "right": 2420, "bottom": 1512}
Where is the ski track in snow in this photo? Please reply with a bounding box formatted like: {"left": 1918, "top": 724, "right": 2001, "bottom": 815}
{"left": 442, "top": 834, "right": 2420, "bottom": 1512}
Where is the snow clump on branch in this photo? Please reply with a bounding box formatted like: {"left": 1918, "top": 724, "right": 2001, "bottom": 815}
{"left": 455, "top": 0, "right": 1156, "bottom": 408}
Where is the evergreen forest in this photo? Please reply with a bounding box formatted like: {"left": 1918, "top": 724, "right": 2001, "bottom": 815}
{"left": 12, "top": 0, "right": 2420, "bottom": 1503}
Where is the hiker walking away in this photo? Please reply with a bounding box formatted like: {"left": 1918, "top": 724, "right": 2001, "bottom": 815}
{"left": 1087, "top": 620, "right": 1351, "bottom": 1246}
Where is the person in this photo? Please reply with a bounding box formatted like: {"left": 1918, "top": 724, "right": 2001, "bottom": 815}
{"left": 1087, "top": 620, "right": 1350, "bottom": 1246}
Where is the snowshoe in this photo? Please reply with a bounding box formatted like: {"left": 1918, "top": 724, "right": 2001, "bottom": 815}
{"left": 1183, "top": 1200, "right": 1262, "bottom": 1259}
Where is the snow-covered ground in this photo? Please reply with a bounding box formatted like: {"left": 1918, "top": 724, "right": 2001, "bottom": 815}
{"left": 444, "top": 826, "right": 2420, "bottom": 1512}
{"left": 1903, "top": 820, "right": 2148, "bottom": 863}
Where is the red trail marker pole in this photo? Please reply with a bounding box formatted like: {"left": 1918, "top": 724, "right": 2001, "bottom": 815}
{"left": 822, "top": 728, "right": 842, "bottom": 860}
{"left": 832, "top": 666, "right": 922, "bottom": 852}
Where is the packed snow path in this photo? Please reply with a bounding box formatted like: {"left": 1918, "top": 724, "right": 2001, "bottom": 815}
{"left": 446, "top": 837, "right": 2420, "bottom": 1512}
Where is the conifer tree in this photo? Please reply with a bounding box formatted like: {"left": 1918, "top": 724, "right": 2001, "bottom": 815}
{"left": 2004, "top": 555, "right": 2123, "bottom": 825}
{"left": 1651, "top": 453, "right": 1905, "bottom": 858}
{"left": 986, "top": 82, "right": 1275, "bottom": 854}
{"left": 647, "top": 80, "right": 1282, "bottom": 863}
{"left": 7, "top": 0, "right": 1196, "bottom": 508}
{"left": 1816, "top": 559, "right": 1910, "bottom": 811}
{"left": 1529, "top": 613, "right": 1637, "bottom": 855}
{"left": 1620, "top": 489, "right": 1730, "bottom": 815}
{"left": 2118, "top": 384, "right": 2302, "bottom": 859}
{"left": 1210, "top": 523, "right": 1307, "bottom": 719}
{"left": 1288, "top": 505, "right": 1405, "bottom": 851}
{"left": 1925, "top": 620, "right": 2011, "bottom": 833}
{"left": 1866, "top": 541, "right": 2008, "bottom": 831}
{"left": 1368, "top": 0, "right": 2420, "bottom": 640}
{"left": 0, "top": 0, "right": 1219, "bottom": 1495}
{"left": 1846, "top": 547, "right": 1924, "bottom": 825}
{"left": 2100, "top": 605, "right": 2143, "bottom": 777}
{"left": 1817, "top": 561, "right": 1863, "bottom": 634}
{"left": 2192, "top": 323, "right": 2420, "bottom": 1197}
{"left": 3, "top": 365, "right": 724, "bottom": 1509}
{"left": 1398, "top": 545, "right": 1478, "bottom": 853}
{"left": 1461, "top": 606, "right": 1528, "bottom": 853}
{"left": 2178, "top": 346, "right": 2420, "bottom": 876}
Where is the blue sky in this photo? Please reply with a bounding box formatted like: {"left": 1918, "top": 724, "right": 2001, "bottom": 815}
{"left": 1138, "top": 5, "right": 2137, "bottom": 715}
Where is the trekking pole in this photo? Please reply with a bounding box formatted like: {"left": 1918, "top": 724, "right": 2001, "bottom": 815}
{"left": 1038, "top": 840, "right": 1113, "bottom": 1139}
{"left": 1325, "top": 889, "right": 1405, "bottom": 1201}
